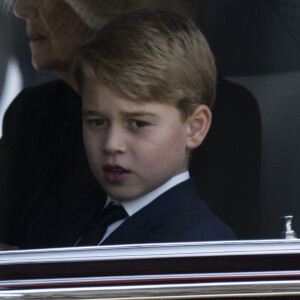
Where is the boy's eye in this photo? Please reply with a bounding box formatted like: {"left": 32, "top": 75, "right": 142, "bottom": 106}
{"left": 87, "top": 119, "right": 107, "bottom": 127}
{"left": 131, "top": 120, "right": 149, "bottom": 128}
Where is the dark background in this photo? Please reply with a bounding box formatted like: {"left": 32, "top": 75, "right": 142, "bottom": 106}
{"left": 197, "top": 0, "right": 300, "bottom": 238}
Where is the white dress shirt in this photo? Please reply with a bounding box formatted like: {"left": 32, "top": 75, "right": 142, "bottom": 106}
{"left": 98, "top": 171, "right": 190, "bottom": 244}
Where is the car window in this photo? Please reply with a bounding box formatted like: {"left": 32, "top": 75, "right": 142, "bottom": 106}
{"left": 0, "top": 0, "right": 300, "bottom": 252}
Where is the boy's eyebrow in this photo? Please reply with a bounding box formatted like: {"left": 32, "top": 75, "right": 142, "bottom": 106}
{"left": 121, "top": 111, "right": 158, "bottom": 118}
{"left": 82, "top": 109, "right": 160, "bottom": 120}
{"left": 82, "top": 110, "right": 101, "bottom": 116}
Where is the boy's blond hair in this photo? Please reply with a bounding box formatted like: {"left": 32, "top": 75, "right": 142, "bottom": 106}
{"left": 75, "top": 9, "right": 216, "bottom": 119}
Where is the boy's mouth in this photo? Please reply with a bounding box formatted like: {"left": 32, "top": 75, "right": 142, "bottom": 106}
{"left": 103, "top": 165, "right": 130, "bottom": 182}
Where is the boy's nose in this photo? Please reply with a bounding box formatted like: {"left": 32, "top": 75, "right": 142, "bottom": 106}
{"left": 102, "top": 126, "right": 127, "bottom": 155}
{"left": 14, "top": 0, "right": 39, "bottom": 20}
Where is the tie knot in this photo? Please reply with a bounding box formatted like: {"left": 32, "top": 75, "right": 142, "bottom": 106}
{"left": 98, "top": 202, "right": 128, "bottom": 227}
{"left": 75, "top": 202, "right": 128, "bottom": 246}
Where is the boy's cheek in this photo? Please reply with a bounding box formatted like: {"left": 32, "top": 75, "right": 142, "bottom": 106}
{"left": 82, "top": 127, "right": 89, "bottom": 148}
{"left": 83, "top": 130, "right": 97, "bottom": 156}
{"left": 84, "top": 140, "right": 103, "bottom": 179}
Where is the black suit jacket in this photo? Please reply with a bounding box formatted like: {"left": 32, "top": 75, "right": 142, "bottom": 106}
{"left": 22, "top": 179, "right": 235, "bottom": 249}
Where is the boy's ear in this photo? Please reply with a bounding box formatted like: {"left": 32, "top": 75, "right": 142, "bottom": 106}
{"left": 186, "top": 105, "right": 212, "bottom": 149}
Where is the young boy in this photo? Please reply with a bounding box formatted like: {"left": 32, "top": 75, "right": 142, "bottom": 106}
{"left": 75, "top": 9, "right": 235, "bottom": 246}
{"left": 22, "top": 10, "right": 234, "bottom": 249}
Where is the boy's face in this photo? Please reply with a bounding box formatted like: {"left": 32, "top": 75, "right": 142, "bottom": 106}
{"left": 82, "top": 81, "right": 191, "bottom": 202}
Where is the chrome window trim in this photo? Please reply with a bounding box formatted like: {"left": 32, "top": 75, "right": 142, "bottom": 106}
{"left": 1, "top": 240, "right": 300, "bottom": 298}
{"left": 2, "top": 270, "right": 300, "bottom": 288}
{"left": 1, "top": 239, "right": 300, "bottom": 265}
{"left": 1, "top": 281, "right": 300, "bottom": 299}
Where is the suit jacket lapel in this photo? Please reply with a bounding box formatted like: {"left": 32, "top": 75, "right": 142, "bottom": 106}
{"left": 102, "top": 179, "right": 197, "bottom": 245}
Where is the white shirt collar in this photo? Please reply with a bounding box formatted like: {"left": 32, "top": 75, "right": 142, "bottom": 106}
{"left": 107, "top": 171, "right": 190, "bottom": 217}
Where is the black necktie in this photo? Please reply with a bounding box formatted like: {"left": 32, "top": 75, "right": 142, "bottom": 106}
{"left": 76, "top": 202, "right": 128, "bottom": 246}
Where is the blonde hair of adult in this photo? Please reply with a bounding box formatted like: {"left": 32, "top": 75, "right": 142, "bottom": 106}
{"left": 64, "top": 0, "right": 197, "bottom": 30}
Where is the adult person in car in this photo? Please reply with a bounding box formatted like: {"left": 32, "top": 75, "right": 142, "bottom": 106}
{"left": 0, "top": 0, "right": 194, "bottom": 249}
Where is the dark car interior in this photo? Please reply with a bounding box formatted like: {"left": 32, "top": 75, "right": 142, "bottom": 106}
{"left": 197, "top": 0, "right": 300, "bottom": 239}
{"left": 0, "top": 0, "right": 300, "bottom": 244}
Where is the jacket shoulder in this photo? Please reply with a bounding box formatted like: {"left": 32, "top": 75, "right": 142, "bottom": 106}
{"left": 4, "top": 80, "right": 77, "bottom": 116}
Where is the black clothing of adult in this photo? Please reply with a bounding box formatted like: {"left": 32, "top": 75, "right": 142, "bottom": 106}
{"left": 0, "top": 80, "right": 105, "bottom": 246}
